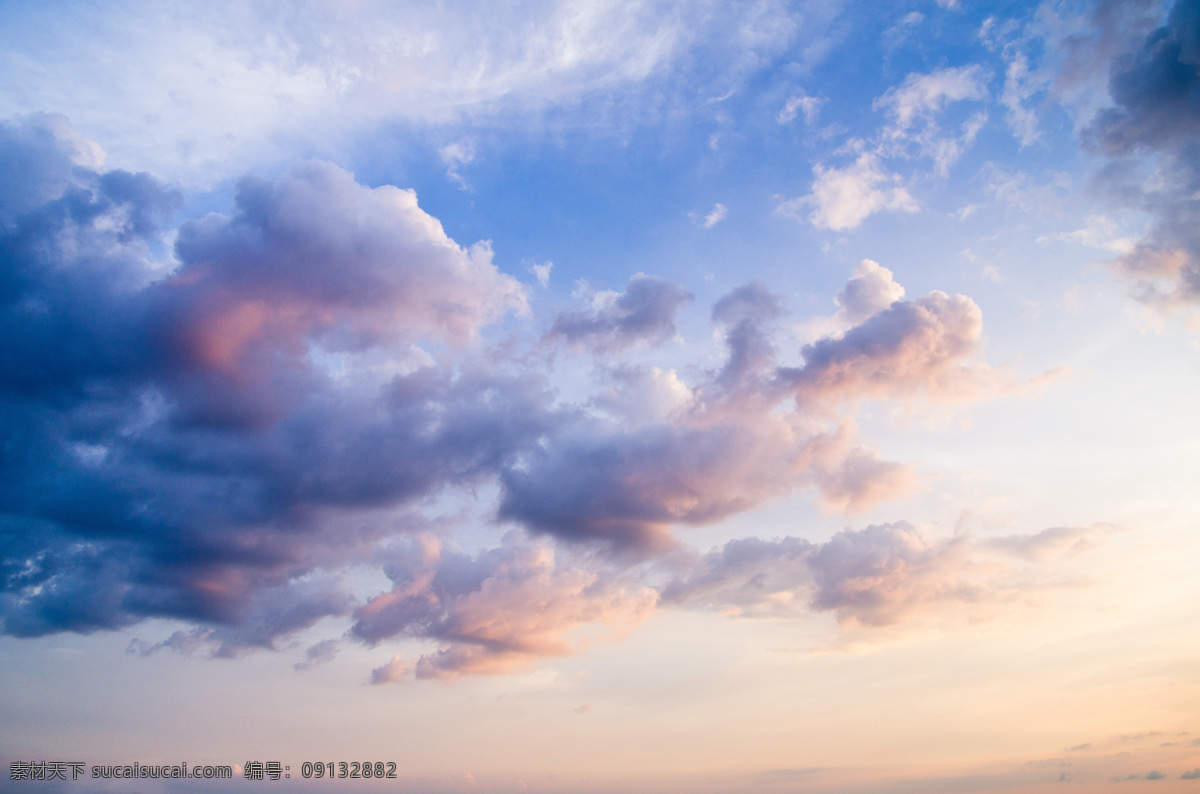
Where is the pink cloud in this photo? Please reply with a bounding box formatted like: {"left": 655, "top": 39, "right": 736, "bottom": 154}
{"left": 166, "top": 160, "right": 527, "bottom": 377}
{"left": 353, "top": 535, "right": 657, "bottom": 679}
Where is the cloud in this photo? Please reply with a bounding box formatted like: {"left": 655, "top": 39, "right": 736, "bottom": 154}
{"left": 528, "top": 260, "right": 553, "bottom": 288}
{"left": 498, "top": 414, "right": 908, "bottom": 550}
{"left": 777, "top": 152, "right": 916, "bottom": 231}
{"left": 505, "top": 267, "right": 1015, "bottom": 550}
{"left": 1182, "top": 769, "right": 1200, "bottom": 779}
{"left": 702, "top": 203, "right": 728, "bottom": 228}
{"left": 778, "top": 65, "right": 991, "bottom": 230}
{"left": 439, "top": 140, "right": 476, "bottom": 189}
{"left": 982, "top": 525, "right": 1111, "bottom": 562}
{"left": 0, "top": 2, "right": 808, "bottom": 186}
{"left": 547, "top": 274, "right": 694, "bottom": 353}
{"left": 122, "top": 577, "right": 355, "bottom": 658}
{"left": 1082, "top": 0, "right": 1200, "bottom": 320}
{"left": 778, "top": 94, "right": 826, "bottom": 125}
{"left": 664, "top": 522, "right": 1111, "bottom": 627}
{"left": 502, "top": 275, "right": 991, "bottom": 550}
{"left": 874, "top": 66, "right": 990, "bottom": 175}
{"left": 168, "top": 159, "right": 527, "bottom": 365}
{"left": 352, "top": 535, "right": 657, "bottom": 679}
{"left": 834, "top": 259, "right": 906, "bottom": 324}
{"left": 709, "top": 280, "right": 788, "bottom": 396}
{"left": 350, "top": 518, "right": 1111, "bottom": 677}
{"left": 0, "top": 118, "right": 1032, "bottom": 678}
{"left": 370, "top": 654, "right": 414, "bottom": 685}
{"left": 786, "top": 290, "right": 996, "bottom": 407}
{"left": 592, "top": 365, "right": 693, "bottom": 425}
{"left": 294, "top": 639, "right": 340, "bottom": 671}
{"left": 806, "top": 522, "right": 979, "bottom": 626}
{"left": 0, "top": 117, "right": 551, "bottom": 644}
{"left": 875, "top": 65, "right": 990, "bottom": 133}
{"left": 1000, "top": 53, "right": 1049, "bottom": 146}
{"left": 778, "top": 153, "right": 918, "bottom": 231}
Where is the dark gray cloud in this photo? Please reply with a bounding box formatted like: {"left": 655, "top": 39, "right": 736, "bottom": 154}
{"left": 1086, "top": 0, "right": 1200, "bottom": 157}
{"left": 547, "top": 274, "right": 693, "bottom": 353}
{"left": 1084, "top": 0, "right": 1200, "bottom": 314}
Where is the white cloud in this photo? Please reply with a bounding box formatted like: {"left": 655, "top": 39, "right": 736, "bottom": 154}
{"left": 778, "top": 94, "right": 826, "bottom": 125}
{"left": 528, "top": 260, "right": 554, "bottom": 288}
{"left": 834, "top": 259, "right": 906, "bottom": 323}
{"left": 875, "top": 65, "right": 990, "bottom": 133}
{"left": 0, "top": 1, "right": 808, "bottom": 185}
{"left": 439, "top": 139, "right": 476, "bottom": 189}
{"left": 702, "top": 202, "right": 728, "bottom": 228}
{"left": 1038, "top": 215, "right": 1138, "bottom": 254}
{"left": 778, "top": 153, "right": 918, "bottom": 231}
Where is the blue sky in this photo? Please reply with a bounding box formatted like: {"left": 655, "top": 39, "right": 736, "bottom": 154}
{"left": 2, "top": 1, "right": 1199, "bottom": 792}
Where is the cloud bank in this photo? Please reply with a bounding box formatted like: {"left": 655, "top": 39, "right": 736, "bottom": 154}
{"left": 0, "top": 116, "right": 1077, "bottom": 677}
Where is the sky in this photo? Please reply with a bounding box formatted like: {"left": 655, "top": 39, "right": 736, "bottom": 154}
{"left": 1, "top": 0, "right": 1199, "bottom": 791}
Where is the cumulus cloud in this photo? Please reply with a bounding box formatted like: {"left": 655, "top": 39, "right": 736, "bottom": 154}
{"left": 0, "top": 117, "right": 549, "bottom": 645}
{"left": 0, "top": 117, "right": 1031, "bottom": 678}
{"left": 592, "top": 365, "right": 693, "bottom": 425}
{"left": 787, "top": 290, "right": 993, "bottom": 406}
{"left": 547, "top": 274, "right": 693, "bottom": 353}
{"left": 501, "top": 273, "right": 998, "bottom": 550}
{"left": 834, "top": 259, "right": 906, "bottom": 324}
{"left": 498, "top": 414, "right": 907, "bottom": 550}
{"left": 1083, "top": 0, "right": 1200, "bottom": 319}
{"left": 352, "top": 535, "right": 657, "bottom": 678}
{"left": 778, "top": 152, "right": 918, "bottom": 231}
{"left": 169, "top": 159, "right": 527, "bottom": 364}
{"left": 502, "top": 267, "right": 1006, "bottom": 550}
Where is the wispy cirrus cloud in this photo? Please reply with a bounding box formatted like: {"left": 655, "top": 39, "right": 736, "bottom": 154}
{"left": 0, "top": 1, "right": 811, "bottom": 185}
